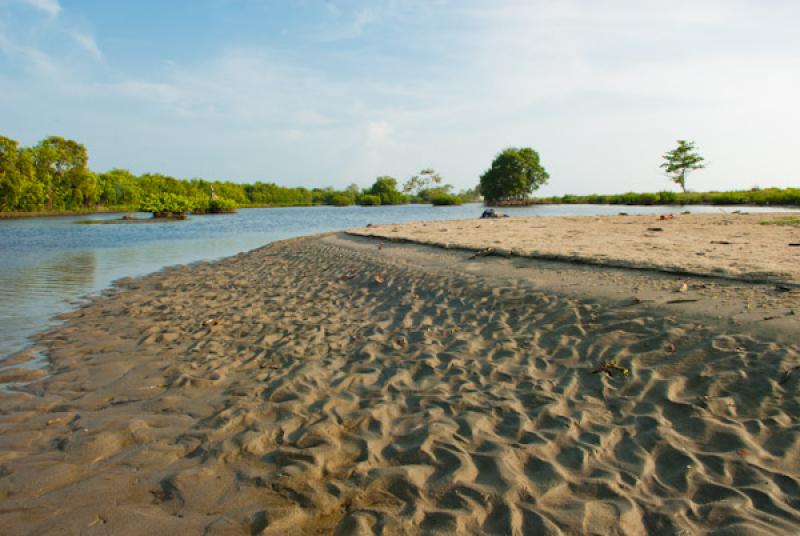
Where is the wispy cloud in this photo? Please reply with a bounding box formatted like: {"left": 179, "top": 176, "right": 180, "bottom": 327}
{"left": 20, "top": 0, "right": 61, "bottom": 17}
{"left": 70, "top": 31, "right": 102, "bottom": 60}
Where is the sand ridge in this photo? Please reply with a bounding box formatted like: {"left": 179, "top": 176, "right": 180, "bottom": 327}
{"left": 0, "top": 233, "right": 798, "bottom": 535}
{"left": 350, "top": 213, "right": 800, "bottom": 285}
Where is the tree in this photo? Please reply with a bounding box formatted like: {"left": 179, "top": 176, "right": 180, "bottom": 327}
{"left": 479, "top": 147, "right": 549, "bottom": 204}
{"left": 660, "top": 140, "right": 704, "bottom": 193}
{"left": 0, "top": 135, "right": 20, "bottom": 211}
{"left": 403, "top": 168, "right": 442, "bottom": 195}
{"left": 15, "top": 148, "right": 43, "bottom": 211}
{"left": 97, "top": 168, "right": 140, "bottom": 206}
{"left": 33, "top": 136, "right": 92, "bottom": 209}
{"left": 346, "top": 183, "right": 360, "bottom": 198}
{"left": 368, "top": 176, "right": 408, "bottom": 205}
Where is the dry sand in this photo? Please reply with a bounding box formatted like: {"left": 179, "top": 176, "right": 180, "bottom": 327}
{"left": 350, "top": 213, "right": 800, "bottom": 285}
{"left": 0, "top": 224, "right": 799, "bottom": 535}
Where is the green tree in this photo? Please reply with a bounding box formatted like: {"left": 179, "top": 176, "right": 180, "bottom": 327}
{"left": 403, "top": 168, "right": 442, "bottom": 195}
{"left": 34, "top": 136, "right": 92, "bottom": 209}
{"left": 0, "top": 135, "right": 20, "bottom": 211}
{"left": 346, "top": 183, "right": 360, "bottom": 196}
{"left": 403, "top": 168, "right": 453, "bottom": 203}
{"left": 660, "top": 140, "right": 704, "bottom": 193}
{"left": 368, "top": 176, "right": 408, "bottom": 205}
{"left": 97, "top": 168, "right": 141, "bottom": 206}
{"left": 15, "top": 148, "right": 43, "bottom": 211}
{"left": 479, "top": 147, "right": 549, "bottom": 204}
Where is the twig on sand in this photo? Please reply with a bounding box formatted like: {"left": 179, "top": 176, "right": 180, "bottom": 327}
{"left": 666, "top": 298, "right": 700, "bottom": 304}
{"left": 592, "top": 360, "right": 629, "bottom": 378}
{"left": 469, "top": 247, "right": 497, "bottom": 259}
{"left": 779, "top": 366, "right": 800, "bottom": 386}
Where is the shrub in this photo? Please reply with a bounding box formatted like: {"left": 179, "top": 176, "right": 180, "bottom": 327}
{"left": 329, "top": 193, "right": 353, "bottom": 207}
{"left": 430, "top": 193, "right": 462, "bottom": 206}
{"left": 378, "top": 190, "right": 409, "bottom": 205}
{"left": 357, "top": 194, "right": 381, "bottom": 206}
{"left": 656, "top": 191, "right": 679, "bottom": 204}
{"left": 139, "top": 192, "right": 195, "bottom": 218}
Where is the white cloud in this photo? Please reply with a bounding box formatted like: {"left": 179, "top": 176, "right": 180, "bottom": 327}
{"left": 70, "top": 31, "right": 102, "bottom": 60}
{"left": 20, "top": 0, "right": 61, "bottom": 17}
{"left": 366, "top": 120, "right": 391, "bottom": 145}
{"left": 2, "top": 1, "right": 800, "bottom": 192}
{"left": 285, "top": 129, "right": 304, "bottom": 141}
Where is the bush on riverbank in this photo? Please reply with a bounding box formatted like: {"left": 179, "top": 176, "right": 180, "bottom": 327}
{"left": 139, "top": 193, "right": 195, "bottom": 218}
{"left": 430, "top": 193, "right": 463, "bottom": 206}
{"left": 357, "top": 194, "right": 382, "bottom": 206}
{"left": 193, "top": 198, "right": 238, "bottom": 214}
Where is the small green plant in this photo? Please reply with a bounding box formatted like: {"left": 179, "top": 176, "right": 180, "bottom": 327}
{"left": 761, "top": 216, "right": 800, "bottom": 226}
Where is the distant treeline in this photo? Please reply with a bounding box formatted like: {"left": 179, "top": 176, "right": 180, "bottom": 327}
{"left": 532, "top": 188, "right": 800, "bottom": 207}
{"left": 0, "top": 134, "right": 479, "bottom": 215}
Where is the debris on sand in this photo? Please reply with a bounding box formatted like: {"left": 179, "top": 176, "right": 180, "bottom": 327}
{"left": 469, "top": 248, "right": 497, "bottom": 259}
{"left": 592, "top": 360, "right": 629, "bottom": 378}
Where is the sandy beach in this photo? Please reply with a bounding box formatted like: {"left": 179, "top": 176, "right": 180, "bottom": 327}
{"left": 351, "top": 212, "right": 800, "bottom": 284}
{"left": 1, "top": 216, "right": 799, "bottom": 535}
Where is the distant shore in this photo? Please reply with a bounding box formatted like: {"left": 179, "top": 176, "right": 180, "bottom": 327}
{"left": 0, "top": 216, "right": 798, "bottom": 533}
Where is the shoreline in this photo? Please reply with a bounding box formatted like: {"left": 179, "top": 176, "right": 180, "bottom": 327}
{"left": 2, "top": 202, "right": 799, "bottom": 220}
{"left": 0, "top": 227, "right": 798, "bottom": 533}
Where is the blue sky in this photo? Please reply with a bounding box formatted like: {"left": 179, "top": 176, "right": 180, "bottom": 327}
{"left": 1, "top": 0, "right": 799, "bottom": 194}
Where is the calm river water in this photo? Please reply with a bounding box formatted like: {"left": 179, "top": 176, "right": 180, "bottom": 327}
{"left": 0, "top": 203, "right": 795, "bottom": 361}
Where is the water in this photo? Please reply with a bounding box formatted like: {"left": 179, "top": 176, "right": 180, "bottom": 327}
{"left": 0, "top": 203, "right": 795, "bottom": 361}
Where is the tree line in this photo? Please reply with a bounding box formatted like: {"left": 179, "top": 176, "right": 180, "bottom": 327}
{"left": 0, "top": 134, "right": 480, "bottom": 214}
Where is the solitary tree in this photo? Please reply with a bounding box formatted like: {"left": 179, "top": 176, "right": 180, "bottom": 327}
{"left": 479, "top": 147, "right": 549, "bottom": 204}
{"left": 403, "top": 168, "right": 442, "bottom": 195}
{"left": 660, "top": 140, "right": 704, "bottom": 193}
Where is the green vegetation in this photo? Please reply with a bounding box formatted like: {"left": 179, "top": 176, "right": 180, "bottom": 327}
{"left": 358, "top": 176, "right": 410, "bottom": 206}
{"left": 430, "top": 193, "right": 462, "bottom": 206}
{"left": 194, "top": 197, "right": 238, "bottom": 215}
{"left": 3, "top": 133, "right": 480, "bottom": 215}
{"left": 533, "top": 188, "right": 800, "bottom": 207}
{"left": 660, "top": 140, "right": 705, "bottom": 192}
{"left": 356, "top": 194, "right": 382, "bottom": 206}
{"left": 401, "top": 168, "right": 472, "bottom": 205}
{"left": 761, "top": 216, "right": 800, "bottom": 226}
{"left": 139, "top": 192, "right": 194, "bottom": 218}
{"left": 479, "top": 147, "right": 549, "bottom": 205}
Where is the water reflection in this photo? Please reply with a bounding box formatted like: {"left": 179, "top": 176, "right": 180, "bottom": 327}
{"left": 0, "top": 250, "right": 97, "bottom": 354}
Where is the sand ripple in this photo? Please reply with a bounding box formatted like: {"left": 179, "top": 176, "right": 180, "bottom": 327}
{"left": 0, "top": 234, "right": 798, "bottom": 535}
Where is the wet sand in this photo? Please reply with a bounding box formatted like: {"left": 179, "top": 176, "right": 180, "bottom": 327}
{"left": 0, "top": 226, "right": 799, "bottom": 535}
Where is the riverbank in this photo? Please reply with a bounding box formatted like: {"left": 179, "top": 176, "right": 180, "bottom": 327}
{"left": 0, "top": 208, "right": 135, "bottom": 219}
{"left": 0, "top": 228, "right": 798, "bottom": 534}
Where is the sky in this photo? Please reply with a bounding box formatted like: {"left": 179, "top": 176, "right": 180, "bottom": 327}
{"left": 1, "top": 0, "right": 799, "bottom": 195}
